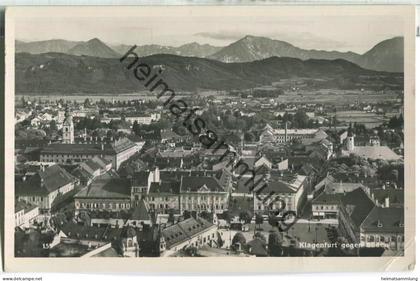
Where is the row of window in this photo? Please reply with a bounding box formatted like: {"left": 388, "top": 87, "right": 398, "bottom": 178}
{"left": 257, "top": 203, "right": 292, "bottom": 210}
{"left": 164, "top": 232, "right": 216, "bottom": 251}
{"left": 182, "top": 195, "right": 225, "bottom": 202}
{"left": 149, "top": 203, "right": 171, "bottom": 210}
{"left": 80, "top": 202, "right": 130, "bottom": 210}
{"left": 314, "top": 205, "right": 336, "bottom": 211}
{"left": 363, "top": 235, "right": 404, "bottom": 243}
{"left": 182, "top": 203, "right": 224, "bottom": 210}
{"left": 147, "top": 196, "right": 175, "bottom": 202}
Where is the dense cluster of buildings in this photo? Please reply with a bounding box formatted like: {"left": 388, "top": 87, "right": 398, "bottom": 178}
{"left": 14, "top": 96, "right": 405, "bottom": 257}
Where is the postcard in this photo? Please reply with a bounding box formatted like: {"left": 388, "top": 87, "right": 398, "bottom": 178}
{"left": 3, "top": 5, "right": 415, "bottom": 272}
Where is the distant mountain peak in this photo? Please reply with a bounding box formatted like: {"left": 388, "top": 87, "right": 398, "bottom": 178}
{"left": 208, "top": 35, "right": 403, "bottom": 72}
{"left": 68, "top": 38, "right": 119, "bottom": 58}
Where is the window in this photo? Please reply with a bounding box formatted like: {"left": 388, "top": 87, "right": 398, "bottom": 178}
{"left": 368, "top": 235, "right": 375, "bottom": 242}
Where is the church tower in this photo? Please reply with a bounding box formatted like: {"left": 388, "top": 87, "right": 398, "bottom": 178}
{"left": 62, "top": 107, "right": 74, "bottom": 144}
{"left": 346, "top": 123, "right": 355, "bottom": 152}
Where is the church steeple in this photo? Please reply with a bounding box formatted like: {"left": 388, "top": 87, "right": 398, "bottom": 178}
{"left": 62, "top": 106, "right": 74, "bottom": 144}
{"left": 346, "top": 122, "right": 355, "bottom": 151}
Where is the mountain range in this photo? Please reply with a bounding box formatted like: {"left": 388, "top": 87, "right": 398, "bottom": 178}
{"left": 207, "top": 35, "right": 403, "bottom": 73}
{"left": 15, "top": 35, "right": 404, "bottom": 72}
{"left": 15, "top": 52, "right": 403, "bottom": 94}
{"left": 111, "top": 42, "right": 222, "bottom": 59}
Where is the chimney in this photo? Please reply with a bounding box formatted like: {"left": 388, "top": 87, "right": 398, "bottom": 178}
{"left": 101, "top": 143, "right": 104, "bottom": 150}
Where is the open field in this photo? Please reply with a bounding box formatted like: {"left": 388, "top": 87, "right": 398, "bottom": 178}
{"left": 17, "top": 88, "right": 401, "bottom": 106}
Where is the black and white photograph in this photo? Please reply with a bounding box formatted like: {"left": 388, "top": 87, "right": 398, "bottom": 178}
{"left": 3, "top": 5, "right": 415, "bottom": 273}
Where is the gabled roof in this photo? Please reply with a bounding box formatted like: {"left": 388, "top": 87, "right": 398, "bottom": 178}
{"left": 180, "top": 176, "right": 224, "bottom": 193}
{"left": 372, "top": 188, "right": 404, "bottom": 207}
{"left": 352, "top": 146, "right": 400, "bottom": 161}
{"left": 91, "top": 156, "right": 112, "bottom": 168}
{"left": 130, "top": 200, "right": 151, "bottom": 221}
{"left": 361, "top": 207, "right": 404, "bottom": 234}
{"left": 71, "top": 166, "right": 93, "bottom": 181}
{"left": 15, "top": 200, "right": 38, "bottom": 213}
{"left": 214, "top": 169, "right": 232, "bottom": 192}
{"left": 259, "top": 181, "right": 296, "bottom": 194}
{"left": 74, "top": 173, "right": 131, "bottom": 199}
{"left": 59, "top": 222, "right": 123, "bottom": 242}
{"left": 80, "top": 159, "right": 102, "bottom": 174}
{"left": 326, "top": 182, "right": 368, "bottom": 195}
{"left": 149, "top": 181, "right": 180, "bottom": 194}
{"left": 131, "top": 171, "right": 149, "bottom": 187}
{"left": 162, "top": 217, "right": 214, "bottom": 249}
{"left": 16, "top": 164, "right": 77, "bottom": 196}
{"left": 312, "top": 192, "right": 343, "bottom": 205}
{"left": 340, "top": 188, "right": 375, "bottom": 228}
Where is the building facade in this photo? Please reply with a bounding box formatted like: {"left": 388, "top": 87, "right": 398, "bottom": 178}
{"left": 16, "top": 165, "right": 78, "bottom": 212}
{"left": 179, "top": 176, "right": 229, "bottom": 214}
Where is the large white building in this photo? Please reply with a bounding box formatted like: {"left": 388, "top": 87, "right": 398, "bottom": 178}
{"left": 40, "top": 137, "right": 140, "bottom": 169}
{"left": 259, "top": 124, "right": 328, "bottom": 144}
{"left": 15, "top": 200, "right": 39, "bottom": 228}
{"left": 342, "top": 126, "right": 401, "bottom": 161}
{"left": 179, "top": 176, "right": 229, "bottom": 214}
{"left": 254, "top": 174, "right": 309, "bottom": 216}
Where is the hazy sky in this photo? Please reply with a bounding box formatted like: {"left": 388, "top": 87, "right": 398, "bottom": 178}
{"left": 15, "top": 14, "right": 404, "bottom": 54}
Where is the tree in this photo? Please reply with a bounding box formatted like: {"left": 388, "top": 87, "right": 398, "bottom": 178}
{"left": 232, "top": 232, "right": 246, "bottom": 251}
{"left": 84, "top": 98, "right": 91, "bottom": 108}
{"left": 216, "top": 232, "right": 224, "bottom": 248}
{"left": 222, "top": 211, "right": 231, "bottom": 224}
{"left": 167, "top": 209, "right": 175, "bottom": 225}
{"left": 199, "top": 211, "right": 213, "bottom": 222}
{"left": 79, "top": 211, "right": 91, "bottom": 226}
{"left": 254, "top": 232, "right": 266, "bottom": 242}
{"left": 268, "top": 230, "right": 283, "bottom": 256}
{"left": 268, "top": 214, "right": 279, "bottom": 227}
{"left": 49, "top": 120, "right": 58, "bottom": 131}
{"left": 255, "top": 214, "right": 264, "bottom": 231}
{"left": 239, "top": 211, "right": 252, "bottom": 224}
{"left": 184, "top": 246, "right": 199, "bottom": 257}
{"left": 183, "top": 210, "right": 191, "bottom": 219}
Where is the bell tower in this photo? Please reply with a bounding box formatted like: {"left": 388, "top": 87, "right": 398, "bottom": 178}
{"left": 62, "top": 107, "right": 74, "bottom": 144}
{"left": 346, "top": 123, "right": 355, "bottom": 152}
